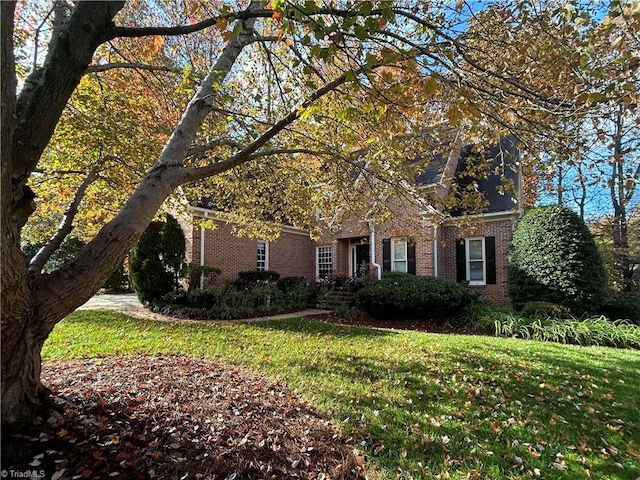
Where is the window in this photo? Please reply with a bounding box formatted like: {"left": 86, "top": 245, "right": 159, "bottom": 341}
{"left": 456, "top": 236, "right": 496, "bottom": 285}
{"left": 256, "top": 241, "right": 268, "bottom": 271}
{"left": 466, "top": 237, "right": 485, "bottom": 284}
{"left": 382, "top": 238, "right": 416, "bottom": 274}
{"left": 392, "top": 239, "right": 408, "bottom": 273}
{"left": 317, "top": 246, "right": 333, "bottom": 278}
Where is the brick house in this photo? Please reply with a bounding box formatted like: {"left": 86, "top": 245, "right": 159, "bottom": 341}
{"left": 184, "top": 137, "right": 521, "bottom": 305}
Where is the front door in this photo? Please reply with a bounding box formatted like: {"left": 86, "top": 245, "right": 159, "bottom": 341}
{"left": 353, "top": 243, "right": 370, "bottom": 277}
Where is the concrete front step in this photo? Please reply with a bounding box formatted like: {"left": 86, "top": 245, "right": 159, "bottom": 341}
{"left": 316, "top": 289, "right": 356, "bottom": 310}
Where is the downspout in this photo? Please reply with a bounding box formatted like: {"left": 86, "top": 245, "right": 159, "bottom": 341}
{"left": 369, "top": 220, "right": 382, "bottom": 280}
{"left": 433, "top": 224, "right": 438, "bottom": 277}
{"left": 199, "top": 213, "right": 207, "bottom": 289}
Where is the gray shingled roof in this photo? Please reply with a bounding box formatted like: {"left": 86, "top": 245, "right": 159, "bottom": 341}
{"left": 450, "top": 136, "right": 519, "bottom": 215}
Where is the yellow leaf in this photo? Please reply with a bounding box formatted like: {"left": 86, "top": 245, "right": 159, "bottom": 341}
{"left": 626, "top": 444, "right": 640, "bottom": 458}
{"left": 216, "top": 17, "right": 228, "bottom": 31}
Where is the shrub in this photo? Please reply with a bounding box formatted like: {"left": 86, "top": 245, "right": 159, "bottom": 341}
{"left": 187, "top": 287, "right": 221, "bottom": 308}
{"left": 521, "top": 301, "right": 570, "bottom": 319}
{"left": 355, "top": 275, "right": 475, "bottom": 320}
{"left": 129, "top": 214, "right": 186, "bottom": 303}
{"left": 508, "top": 206, "right": 607, "bottom": 314}
{"left": 277, "top": 276, "right": 308, "bottom": 293}
{"left": 599, "top": 292, "right": 640, "bottom": 325}
{"left": 184, "top": 265, "right": 222, "bottom": 291}
{"left": 129, "top": 221, "right": 174, "bottom": 303}
{"left": 158, "top": 281, "right": 309, "bottom": 320}
{"left": 162, "top": 214, "right": 187, "bottom": 290}
{"left": 161, "top": 290, "right": 190, "bottom": 306}
{"left": 236, "top": 270, "right": 280, "bottom": 287}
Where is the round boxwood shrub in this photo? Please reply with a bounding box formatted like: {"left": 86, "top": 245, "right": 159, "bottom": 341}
{"left": 355, "top": 275, "right": 475, "bottom": 320}
{"left": 508, "top": 206, "right": 607, "bottom": 314}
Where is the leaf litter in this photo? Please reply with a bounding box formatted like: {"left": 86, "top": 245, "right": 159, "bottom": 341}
{"left": 8, "top": 355, "right": 368, "bottom": 479}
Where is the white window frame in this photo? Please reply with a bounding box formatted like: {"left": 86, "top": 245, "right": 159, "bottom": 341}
{"left": 316, "top": 246, "right": 333, "bottom": 278}
{"left": 256, "top": 241, "right": 269, "bottom": 271}
{"left": 466, "top": 237, "right": 486, "bottom": 285}
{"left": 392, "top": 239, "right": 408, "bottom": 273}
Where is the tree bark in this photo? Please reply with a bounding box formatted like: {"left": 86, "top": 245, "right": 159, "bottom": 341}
{"left": 1, "top": 0, "right": 262, "bottom": 428}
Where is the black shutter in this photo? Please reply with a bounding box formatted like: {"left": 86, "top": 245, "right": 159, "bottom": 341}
{"left": 407, "top": 242, "right": 416, "bottom": 275}
{"left": 382, "top": 239, "right": 391, "bottom": 272}
{"left": 456, "top": 239, "right": 466, "bottom": 283}
{"left": 485, "top": 236, "right": 496, "bottom": 285}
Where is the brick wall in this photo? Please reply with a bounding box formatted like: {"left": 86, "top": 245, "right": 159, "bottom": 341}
{"left": 317, "top": 197, "right": 437, "bottom": 277}
{"left": 185, "top": 208, "right": 518, "bottom": 305}
{"left": 189, "top": 219, "right": 316, "bottom": 284}
{"left": 438, "top": 216, "right": 517, "bottom": 305}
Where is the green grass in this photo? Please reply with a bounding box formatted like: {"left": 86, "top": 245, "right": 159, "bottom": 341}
{"left": 43, "top": 310, "right": 640, "bottom": 479}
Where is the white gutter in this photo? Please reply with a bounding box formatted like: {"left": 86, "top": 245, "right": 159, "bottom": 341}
{"left": 190, "top": 205, "right": 309, "bottom": 236}
{"left": 441, "top": 209, "right": 518, "bottom": 223}
{"left": 433, "top": 224, "right": 438, "bottom": 277}
{"left": 368, "top": 220, "right": 382, "bottom": 280}
{"left": 199, "top": 211, "right": 208, "bottom": 289}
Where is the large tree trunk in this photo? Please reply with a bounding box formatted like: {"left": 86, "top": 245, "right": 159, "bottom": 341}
{"left": 1, "top": 1, "right": 262, "bottom": 429}
{"left": 1, "top": 306, "right": 50, "bottom": 427}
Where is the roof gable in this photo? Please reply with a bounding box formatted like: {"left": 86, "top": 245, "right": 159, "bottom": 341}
{"left": 452, "top": 136, "right": 519, "bottom": 215}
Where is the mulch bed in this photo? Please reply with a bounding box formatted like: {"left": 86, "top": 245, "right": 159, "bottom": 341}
{"left": 316, "top": 311, "right": 490, "bottom": 336}
{"left": 4, "top": 356, "right": 368, "bottom": 480}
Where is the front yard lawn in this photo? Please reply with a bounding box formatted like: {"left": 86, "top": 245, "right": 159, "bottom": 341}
{"left": 43, "top": 310, "right": 640, "bottom": 479}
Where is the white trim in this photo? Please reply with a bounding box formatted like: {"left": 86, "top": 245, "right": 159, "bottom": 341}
{"left": 190, "top": 206, "right": 310, "bottom": 236}
{"left": 257, "top": 240, "right": 269, "bottom": 271}
{"left": 442, "top": 210, "right": 518, "bottom": 224}
{"left": 391, "top": 238, "right": 408, "bottom": 273}
{"left": 316, "top": 245, "right": 333, "bottom": 279}
{"left": 199, "top": 226, "right": 205, "bottom": 289}
{"left": 433, "top": 225, "right": 438, "bottom": 277}
{"left": 369, "top": 221, "right": 382, "bottom": 280}
{"left": 348, "top": 238, "right": 371, "bottom": 277}
{"left": 466, "top": 237, "right": 486, "bottom": 286}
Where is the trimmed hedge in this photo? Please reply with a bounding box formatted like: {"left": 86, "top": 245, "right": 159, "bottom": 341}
{"left": 355, "top": 274, "right": 475, "bottom": 320}
{"left": 508, "top": 206, "right": 607, "bottom": 314}
{"left": 236, "top": 270, "right": 280, "bottom": 288}
{"left": 157, "top": 282, "right": 310, "bottom": 320}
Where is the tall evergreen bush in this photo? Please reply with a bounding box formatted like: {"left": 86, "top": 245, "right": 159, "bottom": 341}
{"left": 129, "top": 214, "right": 186, "bottom": 303}
{"left": 508, "top": 206, "right": 607, "bottom": 313}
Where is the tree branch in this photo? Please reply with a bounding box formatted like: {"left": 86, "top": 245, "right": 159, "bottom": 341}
{"left": 85, "top": 62, "right": 183, "bottom": 74}
{"left": 12, "top": 1, "right": 125, "bottom": 191}
{"left": 29, "top": 166, "right": 100, "bottom": 274}
{"left": 182, "top": 63, "right": 378, "bottom": 183}
{"left": 103, "top": 9, "right": 274, "bottom": 41}
{"left": 187, "top": 138, "right": 241, "bottom": 157}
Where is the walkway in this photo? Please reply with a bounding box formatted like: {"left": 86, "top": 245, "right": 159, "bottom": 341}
{"left": 78, "top": 293, "right": 329, "bottom": 323}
